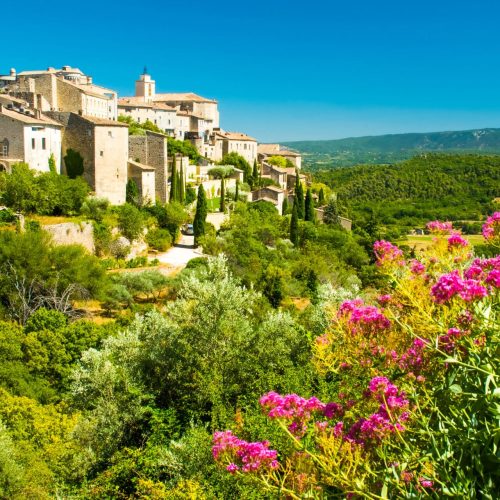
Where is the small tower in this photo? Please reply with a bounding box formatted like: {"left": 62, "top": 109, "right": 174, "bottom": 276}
{"left": 135, "top": 67, "right": 155, "bottom": 102}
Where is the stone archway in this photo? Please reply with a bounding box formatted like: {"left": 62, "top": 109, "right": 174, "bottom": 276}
{"left": 0, "top": 162, "right": 7, "bottom": 172}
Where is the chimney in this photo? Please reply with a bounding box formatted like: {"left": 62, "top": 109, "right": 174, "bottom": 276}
{"left": 34, "top": 109, "right": 42, "bottom": 119}
{"left": 9, "top": 68, "right": 16, "bottom": 78}
{"left": 36, "top": 93, "right": 43, "bottom": 110}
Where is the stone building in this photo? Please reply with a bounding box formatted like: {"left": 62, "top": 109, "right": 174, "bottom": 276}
{"left": 127, "top": 160, "right": 156, "bottom": 204}
{"left": 0, "top": 101, "right": 62, "bottom": 172}
{"left": 47, "top": 112, "right": 128, "bottom": 204}
{"left": 211, "top": 130, "right": 258, "bottom": 165}
{"left": 118, "top": 97, "right": 177, "bottom": 135}
{"left": 129, "top": 131, "right": 169, "bottom": 202}
{"left": 258, "top": 143, "right": 302, "bottom": 169}
{"left": 11, "top": 66, "right": 118, "bottom": 120}
{"left": 249, "top": 186, "right": 286, "bottom": 215}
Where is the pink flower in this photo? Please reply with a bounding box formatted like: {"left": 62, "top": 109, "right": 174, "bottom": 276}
{"left": 419, "top": 478, "right": 434, "bottom": 488}
{"left": 485, "top": 269, "right": 500, "bottom": 288}
{"left": 324, "top": 402, "right": 344, "bottom": 419}
{"left": 482, "top": 212, "right": 500, "bottom": 240}
{"left": 448, "top": 233, "right": 468, "bottom": 249}
{"left": 212, "top": 431, "right": 279, "bottom": 473}
{"left": 410, "top": 259, "right": 426, "bottom": 275}
{"left": 398, "top": 338, "right": 428, "bottom": 371}
{"left": 377, "top": 294, "right": 392, "bottom": 304}
{"left": 426, "top": 220, "right": 453, "bottom": 234}
{"left": 339, "top": 300, "right": 391, "bottom": 334}
{"left": 373, "top": 240, "right": 404, "bottom": 266}
{"left": 431, "top": 271, "right": 488, "bottom": 303}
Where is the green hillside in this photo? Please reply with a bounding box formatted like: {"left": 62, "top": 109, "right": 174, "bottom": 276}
{"left": 314, "top": 153, "right": 500, "bottom": 233}
{"left": 284, "top": 128, "right": 500, "bottom": 168}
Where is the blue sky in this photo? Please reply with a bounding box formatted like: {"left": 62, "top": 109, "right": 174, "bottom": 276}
{"left": 3, "top": 0, "right": 500, "bottom": 141}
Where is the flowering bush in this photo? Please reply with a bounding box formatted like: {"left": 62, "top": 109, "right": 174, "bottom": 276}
{"left": 213, "top": 223, "right": 499, "bottom": 498}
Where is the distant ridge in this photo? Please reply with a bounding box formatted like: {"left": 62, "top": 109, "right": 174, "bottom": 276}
{"left": 282, "top": 127, "right": 500, "bottom": 168}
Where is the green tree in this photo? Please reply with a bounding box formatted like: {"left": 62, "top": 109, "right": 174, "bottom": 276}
{"left": 282, "top": 196, "right": 289, "bottom": 215}
{"left": 260, "top": 265, "right": 285, "bottom": 308}
{"left": 290, "top": 202, "right": 299, "bottom": 246}
{"left": 166, "top": 137, "right": 200, "bottom": 161}
{"left": 193, "top": 185, "right": 208, "bottom": 246}
{"left": 252, "top": 160, "right": 259, "bottom": 188}
{"left": 220, "top": 152, "right": 251, "bottom": 184}
{"left": 179, "top": 165, "right": 185, "bottom": 204}
{"left": 304, "top": 188, "right": 315, "bottom": 222}
{"left": 234, "top": 179, "right": 239, "bottom": 202}
{"left": 170, "top": 155, "right": 178, "bottom": 203}
{"left": 48, "top": 154, "right": 57, "bottom": 174}
{"left": 323, "top": 198, "right": 341, "bottom": 226}
{"left": 318, "top": 187, "right": 325, "bottom": 206}
{"left": 64, "top": 149, "right": 84, "bottom": 179}
{"left": 117, "top": 203, "right": 145, "bottom": 241}
{"left": 267, "top": 155, "right": 287, "bottom": 168}
{"left": 294, "top": 171, "right": 305, "bottom": 219}
{"left": 208, "top": 166, "right": 234, "bottom": 213}
{"left": 126, "top": 179, "right": 140, "bottom": 206}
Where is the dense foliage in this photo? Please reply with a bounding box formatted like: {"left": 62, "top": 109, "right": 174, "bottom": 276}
{"left": 314, "top": 154, "right": 499, "bottom": 231}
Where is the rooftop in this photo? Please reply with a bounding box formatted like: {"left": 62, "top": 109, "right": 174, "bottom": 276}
{"left": 78, "top": 115, "right": 128, "bottom": 127}
{"left": 0, "top": 106, "right": 62, "bottom": 126}
{"left": 154, "top": 92, "right": 217, "bottom": 103}
{"left": 215, "top": 130, "right": 257, "bottom": 142}
{"left": 118, "top": 97, "right": 176, "bottom": 111}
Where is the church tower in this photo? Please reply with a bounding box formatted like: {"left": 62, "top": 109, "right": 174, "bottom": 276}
{"left": 135, "top": 67, "right": 155, "bottom": 102}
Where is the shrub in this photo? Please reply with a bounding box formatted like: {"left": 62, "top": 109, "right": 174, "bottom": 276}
{"left": 117, "top": 204, "right": 145, "bottom": 242}
{"left": 145, "top": 228, "right": 173, "bottom": 252}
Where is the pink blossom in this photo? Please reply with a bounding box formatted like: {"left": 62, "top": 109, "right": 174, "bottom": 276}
{"left": 482, "top": 212, "right": 500, "bottom": 240}
{"left": 410, "top": 259, "right": 426, "bottom": 275}
{"left": 431, "top": 271, "right": 488, "bottom": 303}
{"left": 448, "top": 233, "right": 469, "bottom": 249}
{"left": 212, "top": 430, "right": 279, "bottom": 473}
{"left": 485, "top": 269, "right": 500, "bottom": 288}
{"left": 399, "top": 338, "right": 428, "bottom": 371}
{"left": 339, "top": 301, "right": 391, "bottom": 334}
{"left": 377, "top": 294, "right": 392, "bottom": 304}
{"left": 419, "top": 478, "right": 434, "bottom": 488}
{"left": 324, "top": 402, "right": 344, "bottom": 419}
{"left": 333, "top": 421, "right": 344, "bottom": 437}
{"left": 373, "top": 240, "right": 405, "bottom": 266}
{"left": 438, "top": 327, "right": 462, "bottom": 352}
{"left": 426, "top": 220, "right": 453, "bottom": 234}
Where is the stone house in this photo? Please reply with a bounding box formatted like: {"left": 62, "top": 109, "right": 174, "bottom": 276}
{"left": 129, "top": 131, "right": 169, "bottom": 203}
{"left": 118, "top": 97, "right": 177, "bottom": 135}
{"left": 0, "top": 102, "right": 62, "bottom": 172}
{"left": 258, "top": 143, "right": 302, "bottom": 169}
{"left": 12, "top": 66, "right": 117, "bottom": 120}
{"left": 47, "top": 112, "right": 128, "bottom": 204}
{"left": 249, "top": 186, "right": 286, "bottom": 215}
{"left": 261, "top": 162, "right": 288, "bottom": 190}
{"left": 211, "top": 130, "right": 258, "bottom": 165}
{"left": 314, "top": 207, "right": 352, "bottom": 231}
{"left": 128, "top": 160, "right": 156, "bottom": 204}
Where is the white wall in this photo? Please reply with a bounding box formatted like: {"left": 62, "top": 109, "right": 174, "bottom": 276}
{"left": 23, "top": 125, "right": 61, "bottom": 172}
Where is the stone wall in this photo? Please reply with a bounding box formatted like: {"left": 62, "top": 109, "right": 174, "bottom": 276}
{"left": 43, "top": 222, "right": 95, "bottom": 253}
{"left": 0, "top": 113, "right": 25, "bottom": 160}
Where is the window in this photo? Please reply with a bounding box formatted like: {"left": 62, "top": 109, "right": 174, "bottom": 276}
{"left": 1, "top": 139, "right": 8, "bottom": 157}
{"left": 108, "top": 131, "right": 113, "bottom": 138}
{"left": 32, "top": 138, "right": 36, "bottom": 149}
{"left": 42, "top": 138, "right": 46, "bottom": 150}
{"left": 100, "top": 151, "right": 104, "bottom": 157}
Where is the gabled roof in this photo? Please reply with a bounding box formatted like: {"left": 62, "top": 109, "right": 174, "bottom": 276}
{"left": 215, "top": 130, "right": 257, "bottom": 142}
{"left": 128, "top": 159, "right": 155, "bottom": 171}
{"left": 118, "top": 97, "right": 176, "bottom": 111}
{"left": 154, "top": 92, "right": 217, "bottom": 103}
{"left": 0, "top": 107, "right": 62, "bottom": 126}
{"left": 78, "top": 115, "right": 128, "bottom": 127}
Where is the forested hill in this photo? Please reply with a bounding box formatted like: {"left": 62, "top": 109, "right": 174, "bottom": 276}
{"left": 284, "top": 128, "right": 500, "bottom": 168}
{"left": 314, "top": 154, "right": 500, "bottom": 227}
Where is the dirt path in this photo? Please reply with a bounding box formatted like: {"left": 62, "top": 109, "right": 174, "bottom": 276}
{"left": 153, "top": 234, "right": 205, "bottom": 268}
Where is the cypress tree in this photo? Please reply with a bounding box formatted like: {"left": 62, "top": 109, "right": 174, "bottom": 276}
{"left": 290, "top": 202, "right": 299, "bottom": 246}
{"left": 193, "top": 185, "right": 207, "bottom": 246}
{"left": 170, "top": 154, "right": 177, "bottom": 202}
{"left": 282, "top": 196, "right": 289, "bottom": 215}
{"left": 179, "top": 164, "right": 185, "bottom": 203}
{"left": 252, "top": 160, "right": 259, "bottom": 187}
{"left": 304, "top": 188, "right": 315, "bottom": 222}
{"left": 318, "top": 187, "right": 325, "bottom": 206}
{"left": 234, "top": 179, "right": 239, "bottom": 201}
{"left": 219, "top": 177, "right": 225, "bottom": 212}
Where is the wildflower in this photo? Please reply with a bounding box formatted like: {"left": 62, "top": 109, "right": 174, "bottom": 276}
{"left": 431, "top": 271, "right": 488, "bottom": 303}
{"left": 377, "top": 294, "right": 392, "bottom": 304}
{"left": 323, "top": 402, "right": 344, "bottom": 419}
{"left": 339, "top": 301, "right": 391, "bottom": 334}
{"left": 212, "top": 430, "right": 279, "bottom": 473}
{"left": 482, "top": 212, "right": 500, "bottom": 240}
{"left": 447, "top": 233, "right": 468, "bottom": 249}
{"left": 426, "top": 220, "right": 453, "bottom": 234}
{"left": 399, "top": 338, "right": 427, "bottom": 371}
{"left": 373, "top": 240, "right": 404, "bottom": 266}
{"left": 410, "top": 259, "right": 426, "bottom": 275}
{"left": 419, "top": 478, "right": 434, "bottom": 488}
{"left": 485, "top": 269, "right": 500, "bottom": 288}
{"left": 438, "top": 327, "right": 462, "bottom": 352}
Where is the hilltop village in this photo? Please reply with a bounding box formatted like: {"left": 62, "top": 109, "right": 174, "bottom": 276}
{"left": 0, "top": 65, "right": 316, "bottom": 217}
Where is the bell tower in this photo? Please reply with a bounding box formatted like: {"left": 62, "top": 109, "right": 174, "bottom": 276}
{"left": 135, "top": 67, "right": 155, "bottom": 102}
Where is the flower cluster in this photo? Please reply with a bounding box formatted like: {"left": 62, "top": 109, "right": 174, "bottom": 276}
{"left": 410, "top": 259, "right": 426, "bottom": 275}
{"left": 339, "top": 299, "right": 391, "bottom": 334}
{"left": 438, "top": 327, "right": 463, "bottom": 353}
{"left": 345, "top": 377, "right": 409, "bottom": 445}
{"left": 431, "top": 270, "right": 488, "bottom": 304}
{"left": 260, "top": 392, "right": 326, "bottom": 436}
{"left": 373, "top": 240, "right": 405, "bottom": 267}
{"left": 212, "top": 430, "right": 279, "bottom": 473}
{"left": 398, "top": 338, "right": 428, "bottom": 372}
{"left": 482, "top": 212, "right": 500, "bottom": 241}
{"left": 464, "top": 256, "right": 500, "bottom": 289}
{"left": 426, "top": 220, "right": 453, "bottom": 234}
{"left": 447, "top": 233, "right": 468, "bottom": 249}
